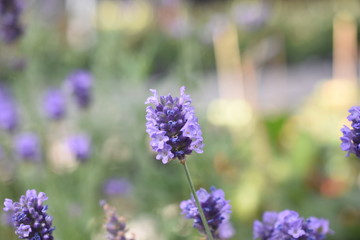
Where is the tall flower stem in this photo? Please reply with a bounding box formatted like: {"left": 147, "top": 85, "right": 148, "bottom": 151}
{"left": 182, "top": 160, "right": 214, "bottom": 240}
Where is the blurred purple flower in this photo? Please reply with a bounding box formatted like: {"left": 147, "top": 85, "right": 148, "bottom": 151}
{"left": 0, "top": 0, "right": 24, "bottom": 43}
{"left": 66, "top": 70, "right": 93, "bottom": 109}
{"left": 14, "top": 133, "right": 40, "bottom": 161}
{"left": 101, "top": 201, "right": 135, "bottom": 240}
{"left": 67, "top": 134, "right": 91, "bottom": 162}
{"left": 0, "top": 86, "right": 18, "bottom": 132}
{"left": 145, "top": 86, "right": 204, "bottom": 164}
{"left": 233, "top": 2, "right": 270, "bottom": 31}
{"left": 341, "top": 106, "right": 360, "bottom": 158}
{"left": 253, "top": 210, "right": 333, "bottom": 240}
{"left": 0, "top": 101, "right": 18, "bottom": 132}
{"left": 103, "top": 178, "right": 133, "bottom": 196}
{"left": 43, "top": 88, "right": 66, "bottom": 121}
{"left": 180, "top": 186, "right": 234, "bottom": 239}
{"left": 3, "top": 189, "right": 55, "bottom": 239}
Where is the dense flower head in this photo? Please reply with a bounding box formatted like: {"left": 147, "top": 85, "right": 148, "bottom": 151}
{"left": 340, "top": 106, "right": 360, "bottom": 158}
{"left": 180, "top": 186, "right": 234, "bottom": 239}
{"left": 14, "top": 133, "right": 41, "bottom": 161}
{"left": 253, "top": 210, "right": 333, "bottom": 240}
{"left": 43, "top": 88, "right": 66, "bottom": 120}
{"left": 3, "top": 189, "right": 55, "bottom": 240}
{"left": 66, "top": 70, "right": 93, "bottom": 109}
{"left": 0, "top": 86, "right": 19, "bottom": 132}
{"left": 101, "top": 201, "right": 135, "bottom": 240}
{"left": 67, "top": 134, "right": 91, "bottom": 162}
{"left": 145, "top": 86, "right": 204, "bottom": 164}
{"left": 0, "top": 0, "right": 24, "bottom": 43}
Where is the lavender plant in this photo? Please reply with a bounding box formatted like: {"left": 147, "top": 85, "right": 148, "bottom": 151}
{"left": 14, "top": 133, "right": 41, "bottom": 162}
{"left": 0, "top": 0, "right": 23, "bottom": 43}
{"left": 0, "top": 86, "right": 19, "bottom": 132}
{"left": 66, "top": 70, "right": 93, "bottom": 109}
{"left": 180, "top": 186, "right": 234, "bottom": 239}
{"left": 67, "top": 134, "right": 91, "bottom": 162}
{"left": 253, "top": 210, "right": 332, "bottom": 240}
{"left": 145, "top": 86, "right": 204, "bottom": 164}
{"left": 145, "top": 86, "right": 215, "bottom": 239}
{"left": 3, "top": 189, "right": 55, "bottom": 240}
{"left": 101, "top": 201, "right": 135, "bottom": 240}
{"left": 43, "top": 88, "right": 66, "bottom": 121}
{"left": 340, "top": 106, "right": 360, "bottom": 158}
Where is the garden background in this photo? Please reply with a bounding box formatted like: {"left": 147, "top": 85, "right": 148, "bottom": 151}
{"left": 1, "top": 0, "right": 360, "bottom": 239}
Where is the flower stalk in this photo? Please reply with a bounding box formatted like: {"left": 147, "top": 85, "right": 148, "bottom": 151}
{"left": 182, "top": 160, "right": 214, "bottom": 240}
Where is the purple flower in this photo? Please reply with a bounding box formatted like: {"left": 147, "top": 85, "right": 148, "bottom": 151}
{"left": 43, "top": 88, "right": 66, "bottom": 120}
{"left": 253, "top": 211, "right": 278, "bottom": 239}
{"left": 3, "top": 189, "right": 55, "bottom": 240}
{"left": 217, "top": 221, "right": 235, "bottom": 239}
{"left": 0, "top": 0, "right": 24, "bottom": 43}
{"left": 233, "top": 2, "right": 270, "bottom": 32}
{"left": 67, "top": 134, "right": 91, "bottom": 162}
{"left": 14, "top": 133, "right": 41, "bottom": 161}
{"left": 340, "top": 106, "right": 360, "bottom": 158}
{"left": 0, "top": 101, "right": 18, "bottom": 132}
{"left": 180, "top": 186, "right": 234, "bottom": 239}
{"left": 66, "top": 70, "right": 93, "bottom": 109}
{"left": 103, "top": 178, "right": 133, "bottom": 196}
{"left": 145, "top": 86, "right": 204, "bottom": 164}
{"left": 253, "top": 210, "right": 333, "bottom": 240}
{"left": 0, "top": 86, "right": 18, "bottom": 132}
{"left": 305, "top": 217, "right": 332, "bottom": 240}
{"left": 101, "top": 201, "right": 135, "bottom": 240}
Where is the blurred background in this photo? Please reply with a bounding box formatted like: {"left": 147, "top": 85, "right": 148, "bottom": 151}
{"left": 1, "top": 0, "right": 360, "bottom": 239}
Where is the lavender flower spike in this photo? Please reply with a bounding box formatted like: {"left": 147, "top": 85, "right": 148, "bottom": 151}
{"left": 0, "top": 0, "right": 24, "bottom": 43}
{"left": 3, "top": 189, "right": 55, "bottom": 240}
{"left": 67, "top": 134, "right": 91, "bottom": 162}
{"left": 340, "top": 106, "right": 360, "bottom": 158}
{"left": 14, "top": 133, "right": 41, "bottom": 162}
{"left": 101, "top": 200, "right": 135, "bottom": 240}
{"left": 253, "top": 209, "right": 333, "bottom": 240}
{"left": 43, "top": 88, "right": 66, "bottom": 120}
{"left": 180, "top": 186, "right": 234, "bottom": 239}
{"left": 145, "top": 86, "right": 204, "bottom": 164}
{"left": 0, "top": 86, "right": 19, "bottom": 132}
{"left": 66, "top": 70, "right": 93, "bottom": 109}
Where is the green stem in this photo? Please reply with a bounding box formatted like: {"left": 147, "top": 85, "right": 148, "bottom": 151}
{"left": 182, "top": 160, "right": 214, "bottom": 240}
